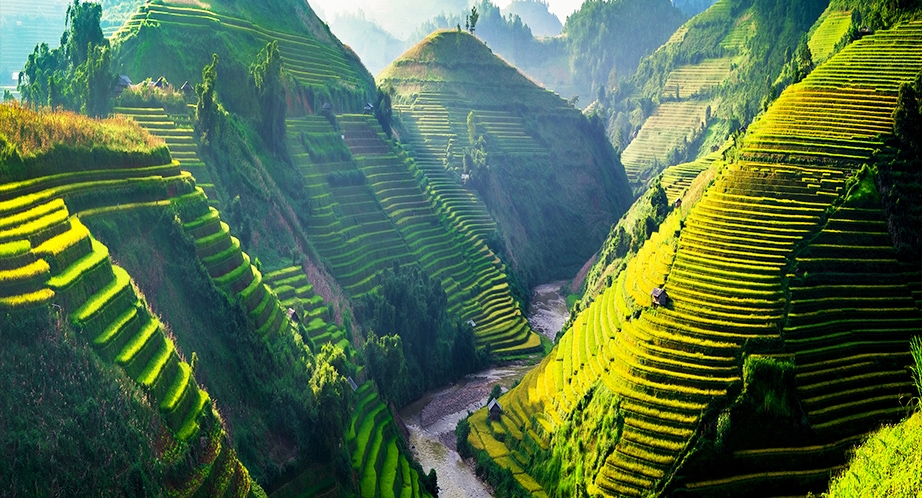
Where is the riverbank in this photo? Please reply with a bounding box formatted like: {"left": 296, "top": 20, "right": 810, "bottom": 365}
{"left": 398, "top": 282, "right": 570, "bottom": 496}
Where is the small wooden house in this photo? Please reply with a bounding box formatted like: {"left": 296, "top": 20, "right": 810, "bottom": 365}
{"left": 322, "top": 102, "right": 333, "bottom": 111}
{"left": 285, "top": 307, "right": 301, "bottom": 324}
{"left": 180, "top": 81, "right": 194, "bottom": 97}
{"left": 651, "top": 287, "right": 668, "bottom": 307}
{"left": 488, "top": 399, "right": 503, "bottom": 421}
{"left": 364, "top": 102, "right": 374, "bottom": 114}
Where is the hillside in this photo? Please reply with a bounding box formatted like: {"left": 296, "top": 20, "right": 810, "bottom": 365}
{"left": 609, "top": 0, "right": 830, "bottom": 191}
{"left": 111, "top": 0, "right": 375, "bottom": 116}
{"left": 0, "top": 103, "right": 253, "bottom": 496}
{"left": 465, "top": 20, "right": 922, "bottom": 497}
{"left": 1, "top": 96, "right": 441, "bottom": 497}
{"left": 378, "top": 30, "right": 634, "bottom": 285}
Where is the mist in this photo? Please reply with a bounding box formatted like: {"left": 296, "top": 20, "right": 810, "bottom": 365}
{"left": 311, "top": 0, "right": 583, "bottom": 40}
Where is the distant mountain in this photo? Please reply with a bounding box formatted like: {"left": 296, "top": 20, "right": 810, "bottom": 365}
{"left": 329, "top": 11, "right": 410, "bottom": 75}
{"left": 0, "top": 0, "right": 68, "bottom": 89}
{"left": 502, "top": 0, "right": 563, "bottom": 37}
{"left": 672, "top": 0, "right": 720, "bottom": 17}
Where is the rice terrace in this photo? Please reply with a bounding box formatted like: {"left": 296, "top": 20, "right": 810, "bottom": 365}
{"left": 1, "top": 0, "right": 920, "bottom": 497}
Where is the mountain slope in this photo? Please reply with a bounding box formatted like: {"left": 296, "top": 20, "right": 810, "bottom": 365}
{"left": 467, "top": 20, "right": 922, "bottom": 497}
{"left": 111, "top": 0, "right": 375, "bottom": 116}
{"left": 286, "top": 114, "right": 541, "bottom": 355}
{"left": 379, "top": 30, "right": 634, "bottom": 284}
{"left": 0, "top": 103, "right": 253, "bottom": 496}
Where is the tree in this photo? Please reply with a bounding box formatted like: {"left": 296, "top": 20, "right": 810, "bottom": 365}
{"left": 468, "top": 6, "right": 479, "bottom": 34}
{"left": 489, "top": 384, "right": 502, "bottom": 403}
{"left": 64, "top": 0, "right": 105, "bottom": 67}
{"left": 363, "top": 333, "right": 408, "bottom": 403}
{"left": 77, "top": 43, "right": 112, "bottom": 117}
{"left": 17, "top": 0, "right": 111, "bottom": 114}
{"left": 893, "top": 81, "right": 922, "bottom": 153}
{"left": 374, "top": 86, "right": 393, "bottom": 137}
{"left": 250, "top": 41, "right": 286, "bottom": 152}
{"left": 309, "top": 357, "right": 351, "bottom": 453}
{"left": 195, "top": 54, "right": 220, "bottom": 147}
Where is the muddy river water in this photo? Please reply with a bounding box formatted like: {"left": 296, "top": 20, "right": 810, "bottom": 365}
{"left": 398, "top": 282, "right": 569, "bottom": 496}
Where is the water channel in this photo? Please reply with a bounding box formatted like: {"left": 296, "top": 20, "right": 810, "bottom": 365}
{"left": 398, "top": 282, "right": 569, "bottom": 496}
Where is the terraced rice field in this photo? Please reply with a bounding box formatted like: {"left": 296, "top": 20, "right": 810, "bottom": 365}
{"left": 809, "top": 9, "right": 853, "bottom": 63}
{"left": 659, "top": 153, "right": 718, "bottom": 204}
{"left": 623, "top": 0, "right": 753, "bottom": 188}
{"left": 287, "top": 114, "right": 540, "bottom": 355}
{"left": 392, "top": 91, "right": 509, "bottom": 240}
{"left": 469, "top": 21, "right": 922, "bottom": 497}
{"left": 347, "top": 382, "right": 432, "bottom": 498}
{"left": 113, "top": 3, "right": 367, "bottom": 89}
{"left": 262, "top": 265, "right": 351, "bottom": 352}
{"left": 661, "top": 58, "right": 732, "bottom": 100}
{"left": 179, "top": 193, "right": 297, "bottom": 341}
{"left": 0, "top": 152, "right": 249, "bottom": 497}
{"left": 114, "top": 105, "right": 221, "bottom": 206}
{"left": 620, "top": 100, "right": 710, "bottom": 184}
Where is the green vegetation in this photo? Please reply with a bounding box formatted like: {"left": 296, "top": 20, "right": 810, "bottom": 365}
{"left": 564, "top": 0, "right": 686, "bottom": 100}
{"left": 286, "top": 113, "right": 541, "bottom": 355}
{"left": 0, "top": 105, "right": 253, "bottom": 495}
{"left": 380, "top": 30, "right": 633, "bottom": 284}
{"left": 466, "top": 19, "right": 922, "bottom": 498}
{"left": 826, "top": 412, "right": 922, "bottom": 497}
{"left": 0, "top": 320, "right": 164, "bottom": 495}
{"left": 112, "top": 1, "right": 375, "bottom": 119}
{"left": 18, "top": 0, "right": 114, "bottom": 117}
{"left": 529, "top": 383, "right": 623, "bottom": 498}
{"left": 0, "top": 102, "right": 168, "bottom": 180}
{"left": 357, "top": 264, "right": 485, "bottom": 407}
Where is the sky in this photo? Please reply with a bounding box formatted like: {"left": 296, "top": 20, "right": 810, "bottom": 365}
{"left": 309, "top": 0, "right": 585, "bottom": 38}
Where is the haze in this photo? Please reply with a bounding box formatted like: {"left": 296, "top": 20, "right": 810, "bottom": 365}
{"left": 310, "top": 0, "right": 580, "bottom": 38}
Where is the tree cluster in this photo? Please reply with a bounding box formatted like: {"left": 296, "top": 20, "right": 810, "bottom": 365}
{"left": 358, "top": 264, "right": 486, "bottom": 407}
{"left": 17, "top": 0, "right": 114, "bottom": 117}
{"left": 250, "top": 41, "right": 287, "bottom": 153}
{"left": 893, "top": 72, "right": 922, "bottom": 154}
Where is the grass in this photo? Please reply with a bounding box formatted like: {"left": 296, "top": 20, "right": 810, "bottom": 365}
{"left": 115, "top": 318, "right": 160, "bottom": 365}
{"left": 160, "top": 362, "right": 191, "bottom": 413}
{"left": 0, "top": 240, "right": 31, "bottom": 258}
{"left": 826, "top": 412, "right": 922, "bottom": 497}
{"left": 0, "top": 102, "right": 163, "bottom": 160}
{"left": 72, "top": 266, "right": 132, "bottom": 325}
{"left": 0, "top": 258, "right": 50, "bottom": 285}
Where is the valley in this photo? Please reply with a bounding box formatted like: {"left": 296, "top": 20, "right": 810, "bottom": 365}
{"left": 1, "top": 0, "right": 921, "bottom": 497}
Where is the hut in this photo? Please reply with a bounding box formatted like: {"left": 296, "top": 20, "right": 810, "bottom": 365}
{"left": 285, "top": 308, "right": 301, "bottom": 324}
{"left": 364, "top": 102, "right": 374, "bottom": 114}
{"left": 488, "top": 399, "right": 503, "bottom": 421}
{"left": 115, "top": 75, "right": 132, "bottom": 95}
{"left": 180, "top": 81, "right": 194, "bottom": 97}
{"left": 651, "top": 287, "right": 668, "bottom": 307}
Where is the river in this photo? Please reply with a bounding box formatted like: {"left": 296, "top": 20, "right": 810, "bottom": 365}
{"left": 398, "top": 282, "right": 569, "bottom": 496}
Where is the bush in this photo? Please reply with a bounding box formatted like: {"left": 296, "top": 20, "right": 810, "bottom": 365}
{"left": 326, "top": 169, "right": 366, "bottom": 187}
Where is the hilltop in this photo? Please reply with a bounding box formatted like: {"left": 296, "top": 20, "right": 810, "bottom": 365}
{"left": 379, "top": 30, "right": 634, "bottom": 285}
